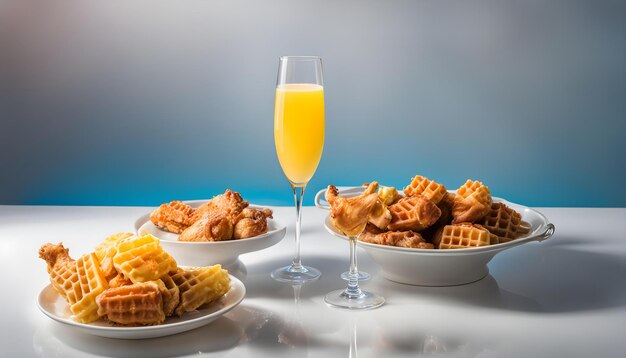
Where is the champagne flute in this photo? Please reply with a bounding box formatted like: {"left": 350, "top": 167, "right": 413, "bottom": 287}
{"left": 325, "top": 223, "right": 385, "bottom": 310}
{"left": 271, "top": 56, "right": 324, "bottom": 283}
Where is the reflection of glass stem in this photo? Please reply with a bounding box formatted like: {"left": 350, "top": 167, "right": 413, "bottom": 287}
{"left": 344, "top": 236, "right": 362, "bottom": 298}
{"left": 292, "top": 284, "right": 302, "bottom": 306}
{"left": 350, "top": 318, "right": 358, "bottom": 358}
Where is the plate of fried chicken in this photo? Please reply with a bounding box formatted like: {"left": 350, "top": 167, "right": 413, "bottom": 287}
{"left": 135, "top": 190, "right": 286, "bottom": 267}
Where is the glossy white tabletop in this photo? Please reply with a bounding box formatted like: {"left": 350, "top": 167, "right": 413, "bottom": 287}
{"left": 1, "top": 205, "right": 625, "bottom": 358}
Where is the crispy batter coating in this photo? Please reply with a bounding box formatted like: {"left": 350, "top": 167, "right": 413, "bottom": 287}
{"left": 150, "top": 201, "right": 194, "bottom": 234}
{"left": 326, "top": 183, "right": 380, "bottom": 237}
{"left": 360, "top": 230, "right": 435, "bottom": 249}
{"left": 388, "top": 195, "right": 441, "bottom": 231}
{"left": 234, "top": 207, "right": 273, "bottom": 239}
{"left": 191, "top": 190, "right": 249, "bottom": 223}
{"left": 179, "top": 212, "right": 234, "bottom": 242}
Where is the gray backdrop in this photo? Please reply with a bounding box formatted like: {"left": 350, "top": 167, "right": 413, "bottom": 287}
{"left": 1, "top": 0, "right": 625, "bottom": 206}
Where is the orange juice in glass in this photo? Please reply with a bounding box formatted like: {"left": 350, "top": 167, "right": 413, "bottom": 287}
{"left": 274, "top": 83, "right": 325, "bottom": 185}
{"left": 271, "top": 56, "right": 324, "bottom": 283}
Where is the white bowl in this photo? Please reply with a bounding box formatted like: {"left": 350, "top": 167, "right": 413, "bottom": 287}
{"left": 135, "top": 200, "right": 286, "bottom": 267}
{"left": 316, "top": 187, "right": 555, "bottom": 286}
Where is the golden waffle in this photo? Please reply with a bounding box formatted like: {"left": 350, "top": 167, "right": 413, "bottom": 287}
{"left": 113, "top": 234, "right": 177, "bottom": 283}
{"left": 403, "top": 175, "right": 448, "bottom": 204}
{"left": 150, "top": 201, "right": 194, "bottom": 234}
{"left": 360, "top": 230, "right": 435, "bottom": 249}
{"left": 434, "top": 223, "right": 492, "bottom": 249}
{"left": 388, "top": 195, "right": 441, "bottom": 231}
{"left": 39, "top": 243, "right": 77, "bottom": 298}
{"left": 452, "top": 180, "right": 492, "bottom": 223}
{"left": 94, "top": 232, "right": 134, "bottom": 281}
{"left": 477, "top": 203, "right": 531, "bottom": 243}
{"left": 157, "top": 275, "right": 180, "bottom": 317}
{"left": 68, "top": 253, "right": 109, "bottom": 323}
{"left": 171, "top": 265, "right": 230, "bottom": 316}
{"left": 96, "top": 281, "right": 165, "bottom": 325}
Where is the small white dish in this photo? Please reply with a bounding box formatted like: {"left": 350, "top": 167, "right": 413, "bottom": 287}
{"left": 316, "top": 187, "right": 555, "bottom": 286}
{"left": 135, "top": 200, "right": 286, "bottom": 267}
{"left": 37, "top": 274, "right": 246, "bottom": 339}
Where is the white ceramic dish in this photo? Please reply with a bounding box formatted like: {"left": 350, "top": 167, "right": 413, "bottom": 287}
{"left": 135, "top": 200, "right": 286, "bottom": 267}
{"left": 37, "top": 274, "right": 246, "bottom": 339}
{"left": 315, "top": 187, "right": 555, "bottom": 286}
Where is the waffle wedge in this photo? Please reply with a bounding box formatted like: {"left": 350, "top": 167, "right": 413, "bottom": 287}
{"left": 452, "top": 180, "right": 492, "bottom": 223}
{"left": 434, "top": 223, "right": 492, "bottom": 249}
{"left": 94, "top": 232, "right": 134, "bottom": 281}
{"left": 477, "top": 203, "right": 531, "bottom": 243}
{"left": 157, "top": 274, "right": 180, "bottom": 317}
{"left": 96, "top": 281, "right": 165, "bottom": 325}
{"left": 171, "top": 265, "right": 230, "bottom": 316}
{"left": 360, "top": 230, "right": 435, "bottom": 249}
{"left": 388, "top": 195, "right": 441, "bottom": 231}
{"left": 68, "top": 253, "right": 109, "bottom": 323}
{"left": 113, "top": 234, "right": 177, "bottom": 283}
{"left": 403, "top": 175, "right": 448, "bottom": 204}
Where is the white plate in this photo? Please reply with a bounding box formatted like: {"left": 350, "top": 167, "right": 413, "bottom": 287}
{"left": 315, "top": 187, "right": 555, "bottom": 286}
{"left": 37, "top": 274, "right": 246, "bottom": 339}
{"left": 135, "top": 200, "right": 286, "bottom": 267}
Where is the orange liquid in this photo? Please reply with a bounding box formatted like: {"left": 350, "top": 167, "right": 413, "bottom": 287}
{"left": 274, "top": 84, "right": 325, "bottom": 185}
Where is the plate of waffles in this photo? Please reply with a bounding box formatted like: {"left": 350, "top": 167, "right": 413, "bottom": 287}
{"left": 134, "top": 190, "right": 286, "bottom": 267}
{"left": 315, "top": 177, "right": 555, "bottom": 286}
{"left": 37, "top": 274, "right": 245, "bottom": 339}
{"left": 37, "top": 235, "right": 246, "bottom": 339}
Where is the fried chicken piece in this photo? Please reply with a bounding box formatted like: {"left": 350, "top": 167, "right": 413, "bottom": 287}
{"left": 360, "top": 230, "right": 434, "bottom": 249}
{"left": 150, "top": 201, "right": 194, "bottom": 234}
{"left": 191, "top": 189, "right": 249, "bottom": 222}
{"left": 388, "top": 195, "right": 441, "bottom": 231}
{"left": 326, "top": 184, "right": 380, "bottom": 237}
{"left": 362, "top": 182, "right": 392, "bottom": 229}
{"left": 234, "top": 207, "right": 273, "bottom": 239}
{"left": 179, "top": 212, "right": 234, "bottom": 242}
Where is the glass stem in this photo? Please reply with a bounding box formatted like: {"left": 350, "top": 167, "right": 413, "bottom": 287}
{"left": 290, "top": 184, "right": 306, "bottom": 272}
{"left": 345, "top": 235, "right": 362, "bottom": 298}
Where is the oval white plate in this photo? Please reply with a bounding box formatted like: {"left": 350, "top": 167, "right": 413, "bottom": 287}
{"left": 135, "top": 200, "right": 286, "bottom": 267}
{"left": 37, "top": 274, "right": 245, "bottom": 339}
{"left": 316, "top": 187, "right": 555, "bottom": 286}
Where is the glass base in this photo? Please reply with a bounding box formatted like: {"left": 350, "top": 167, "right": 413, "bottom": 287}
{"left": 324, "top": 289, "right": 385, "bottom": 310}
{"left": 341, "top": 271, "right": 370, "bottom": 282}
{"left": 271, "top": 265, "right": 321, "bottom": 284}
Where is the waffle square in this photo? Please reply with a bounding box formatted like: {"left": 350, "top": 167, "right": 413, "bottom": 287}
{"left": 452, "top": 180, "right": 492, "bottom": 223}
{"left": 94, "top": 232, "right": 134, "bottom": 281}
{"left": 113, "top": 234, "right": 177, "bottom": 283}
{"left": 477, "top": 203, "right": 531, "bottom": 243}
{"left": 150, "top": 201, "right": 194, "bottom": 234}
{"left": 171, "top": 265, "right": 230, "bottom": 316}
{"left": 96, "top": 281, "right": 165, "bottom": 325}
{"left": 68, "top": 253, "right": 109, "bottom": 323}
{"left": 403, "top": 175, "right": 448, "bottom": 204}
{"left": 388, "top": 195, "right": 441, "bottom": 231}
{"left": 434, "top": 224, "right": 492, "bottom": 249}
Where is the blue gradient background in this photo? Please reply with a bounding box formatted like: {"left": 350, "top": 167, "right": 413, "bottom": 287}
{"left": 1, "top": 1, "right": 625, "bottom": 207}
